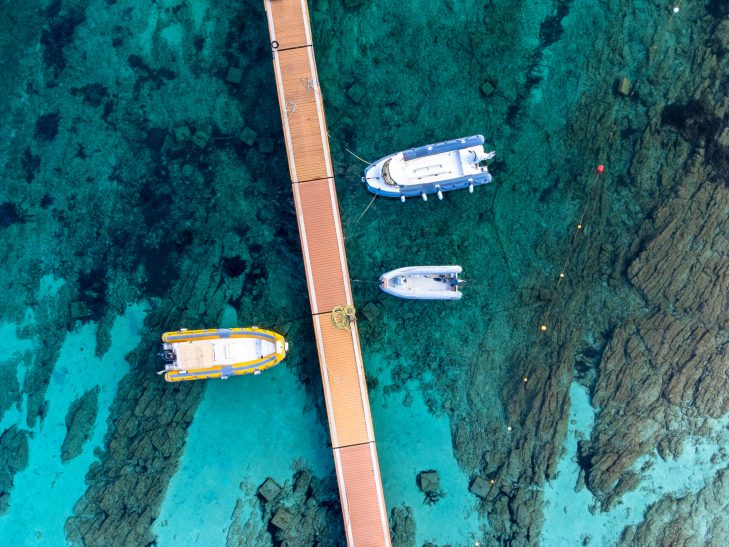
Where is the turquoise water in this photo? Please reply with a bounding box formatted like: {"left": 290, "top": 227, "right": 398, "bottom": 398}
{"left": 1, "top": 0, "right": 728, "bottom": 545}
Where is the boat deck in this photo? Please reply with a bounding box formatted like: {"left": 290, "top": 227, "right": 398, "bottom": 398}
{"left": 263, "top": 1, "right": 391, "bottom": 545}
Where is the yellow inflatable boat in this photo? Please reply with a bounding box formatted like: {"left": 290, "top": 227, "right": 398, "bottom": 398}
{"left": 158, "top": 327, "right": 288, "bottom": 382}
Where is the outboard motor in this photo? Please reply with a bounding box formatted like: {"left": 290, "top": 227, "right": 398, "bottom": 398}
{"left": 157, "top": 348, "right": 176, "bottom": 375}
{"left": 470, "top": 149, "right": 496, "bottom": 166}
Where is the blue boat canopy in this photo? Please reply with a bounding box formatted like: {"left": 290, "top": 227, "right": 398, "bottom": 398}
{"left": 402, "top": 135, "right": 485, "bottom": 162}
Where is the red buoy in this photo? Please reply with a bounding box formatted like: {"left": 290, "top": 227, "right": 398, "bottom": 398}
{"left": 597, "top": 165, "right": 605, "bottom": 173}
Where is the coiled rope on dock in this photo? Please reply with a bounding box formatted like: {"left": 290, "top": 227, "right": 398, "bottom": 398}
{"left": 331, "top": 305, "right": 357, "bottom": 330}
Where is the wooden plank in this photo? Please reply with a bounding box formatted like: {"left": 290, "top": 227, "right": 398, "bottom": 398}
{"left": 273, "top": 47, "right": 332, "bottom": 182}
{"left": 334, "top": 443, "right": 391, "bottom": 547}
{"left": 312, "top": 315, "right": 373, "bottom": 448}
{"left": 265, "top": 0, "right": 311, "bottom": 50}
{"left": 293, "top": 178, "right": 351, "bottom": 314}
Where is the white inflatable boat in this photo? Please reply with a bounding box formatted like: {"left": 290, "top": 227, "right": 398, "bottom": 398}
{"left": 379, "top": 266, "right": 464, "bottom": 300}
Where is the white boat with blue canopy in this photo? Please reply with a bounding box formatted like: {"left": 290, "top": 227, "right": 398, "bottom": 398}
{"left": 363, "top": 135, "right": 495, "bottom": 201}
{"left": 379, "top": 266, "right": 464, "bottom": 300}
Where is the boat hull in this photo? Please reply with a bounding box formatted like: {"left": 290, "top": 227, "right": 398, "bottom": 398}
{"left": 160, "top": 327, "right": 287, "bottom": 382}
{"left": 379, "top": 265, "right": 463, "bottom": 300}
{"left": 364, "top": 135, "right": 493, "bottom": 199}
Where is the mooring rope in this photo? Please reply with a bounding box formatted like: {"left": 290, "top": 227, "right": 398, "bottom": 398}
{"left": 520, "top": 1, "right": 688, "bottom": 394}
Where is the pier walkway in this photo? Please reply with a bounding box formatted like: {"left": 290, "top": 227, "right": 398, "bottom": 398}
{"left": 263, "top": 1, "right": 391, "bottom": 545}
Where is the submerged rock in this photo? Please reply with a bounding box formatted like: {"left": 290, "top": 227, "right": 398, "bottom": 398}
{"left": 258, "top": 477, "right": 282, "bottom": 502}
{"left": 577, "top": 178, "right": 729, "bottom": 508}
{"left": 231, "top": 463, "right": 343, "bottom": 545}
{"left": 191, "top": 129, "right": 211, "bottom": 149}
{"left": 621, "top": 466, "right": 729, "bottom": 545}
{"left": 417, "top": 470, "right": 439, "bottom": 493}
{"left": 346, "top": 83, "right": 366, "bottom": 105}
{"left": 270, "top": 508, "right": 293, "bottom": 530}
{"left": 69, "top": 301, "right": 91, "bottom": 320}
{"left": 226, "top": 66, "right": 243, "bottom": 85}
{"left": 61, "top": 387, "right": 100, "bottom": 463}
{"left": 469, "top": 476, "right": 491, "bottom": 500}
{"left": 0, "top": 426, "right": 30, "bottom": 515}
{"left": 616, "top": 77, "right": 631, "bottom": 96}
{"left": 389, "top": 505, "right": 415, "bottom": 547}
{"left": 480, "top": 80, "right": 496, "bottom": 97}
{"left": 173, "top": 125, "right": 191, "bottom": 143}
{"left": 239, "top": 127, "right": 257, "bottom": 146}
{"left": 360, "top": 301, "right": 381, "bottom": 321}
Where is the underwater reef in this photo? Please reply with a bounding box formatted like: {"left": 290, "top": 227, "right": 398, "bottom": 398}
{"left": 0, "top": 0, "right": 727, "bottom": 545}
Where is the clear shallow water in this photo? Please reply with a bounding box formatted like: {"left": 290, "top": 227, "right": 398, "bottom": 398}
{"left": 1, "top": 0, "right": 727, "bottom": 545}
{"left": 367, "top": 352, "right": 484, "bottom": 544}
{"left": 542, "top": 383, "right": 729, "bottom": 546}
{"left": 154, "top": 362, "right": 331, "bottom": 545}
{"left": 0, "top": 303, "right": 147, "bottom": 544}
{"left": 154, "top": 309, "right": 331, "bottom": 545}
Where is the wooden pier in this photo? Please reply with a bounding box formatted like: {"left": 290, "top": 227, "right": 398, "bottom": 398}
{"left": 263, "top": 1, "right": 391, "bottom": 545}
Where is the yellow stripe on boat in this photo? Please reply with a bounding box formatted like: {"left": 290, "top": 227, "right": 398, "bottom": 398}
{"left": 159, "top": 327, "right": 288, "bottom": 382}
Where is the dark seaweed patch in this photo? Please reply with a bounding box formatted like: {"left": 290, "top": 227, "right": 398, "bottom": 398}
{"left": 661, "top": 99, "right": 719, "bottom": 139}
{"left": 505, "top": 104, "right": 520, "bottom": 126}
{"left": 34, "top": 112, "right": 61, "bottom": 141}
{"left": 706, "top": 0, "right": 729, "bottom": 18}
{"left": 539, "top": 1, "right": 570, "bottom": 48}
{"left": 45, "top": 0, "right": 62, "bottom": 19}
{"left": 138, "top": 170, "right": 172, "bottom": 226}
{"left": 233, "top": 225, "right": 250, "bottom": 238}
{"left": 22, "top": 147, "right": 41, "bottom": 182}
{"left": 139, "top": 246, "right": 179, "bottom": 297}
{"left": 127, "top": 55, "right": 176, "bottom": 95}
{"left": 40, "top": 3, "right": 86, "bottom": 76}
{"left": 661, "top": 99, "right": 727, "bottom": 175}
{"left": 222, "top": 255, "right": 248, "bottom": 277}
{"left": 576, "top": 441, "right": 593, "bottom": 474}
{"left": 101, "top": 100, "right": 115, "bottom": 126}
{"left": 537, "top": 182, "right": 558, "bottom": 204}
{"left": 173, "top": 229, "right": 193, "bottom": 253}
{"left": 620, "top": 126, "right": 640, "bottom": 139}
{"left": 248, "top": 243, "right": 263, "bottom": 257}
{"left": 223, "top": 6, "right": 266, "bottom": 64}
{"left": 507, "top": 1, "right": 572, "bottom": 128}
{"left": 40, "top": 194, "right": 54, "bottom": 209}
{"left": 143, "top": 127, "right": 168, "bottom": 158}
{"left": 71, "top": 83, "right": 109, "bottom": 107}
{"left": 77, "top": 265, "right": 107, "bottom": 321}
{"left": 0, "top": 202, "right": 25, "bottom": 227}
{"left": 193, "top": 35, "right": 205, "bottom": 52}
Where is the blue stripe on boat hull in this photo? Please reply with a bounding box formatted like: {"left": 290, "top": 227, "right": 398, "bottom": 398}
{"left": 401, "top": 134, "right": 485, "bottom": 162}
{"left": 365, "top": 172, "right": 492, "bottom": 197}
{"left": 164, "top": 330, "right": 276, "bottom": 342}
